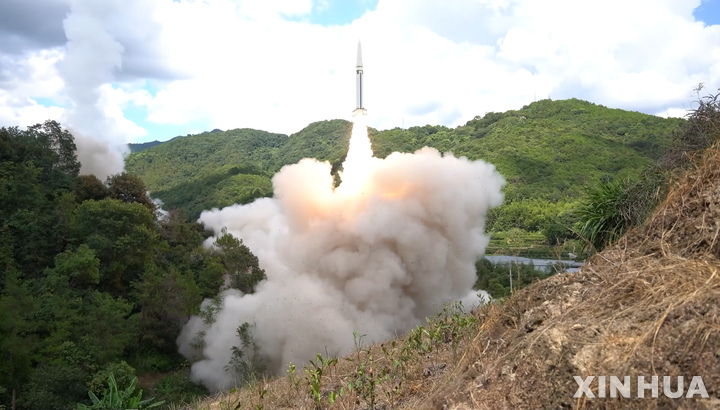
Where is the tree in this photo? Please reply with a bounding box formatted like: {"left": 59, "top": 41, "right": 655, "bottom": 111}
{"left": 134, "top": 263, "right": 200, "bottom": 352}
{"left": 226, "top": 322, "right": 267, "bottom": 385}
{"left": 0, "top": 120, "right": 80, "bottom": 193}
{"left": 87, "top": 362, "right": 136, "bottom": 397}
{"left": 0, "top": 224, "right": 14, "bottom": 288}
{"left": 74, "top": 175, "right": 110, "bottom": 203}
{"left": 0, "top": 269, "right": 36, "bottom": 410}
{"left": 71, "top": 199, "right": 158, "bottom": 295}
{"left": 213, "top": 228, "right": 266, "bottom": 294}
{"left": 26, "top": 120, "right": 81, "bottom": 179}
{"left": 53, "top": 244, "right": 101, "bottom": 288}
{"left": 196, "top": 256, "right": 225, "bottom": 298}
{"left": 106, "top": 173, "right": 156, "bottom": 212}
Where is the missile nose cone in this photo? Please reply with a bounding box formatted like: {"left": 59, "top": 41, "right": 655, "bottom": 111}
{"left": 356, "top": 41, "right": 363, "bottom": 70}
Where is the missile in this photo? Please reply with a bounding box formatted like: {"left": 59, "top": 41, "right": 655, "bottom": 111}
{"left": 353, "top": 41, "right": 366, "bottom": 116}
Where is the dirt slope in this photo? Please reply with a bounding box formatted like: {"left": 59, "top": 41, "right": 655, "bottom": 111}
{"left": 427, "top": 146, "right": 720, "bottom": 409}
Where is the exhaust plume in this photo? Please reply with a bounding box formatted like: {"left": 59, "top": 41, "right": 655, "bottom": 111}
{"left": 59, "top": 0, "right": 130, "bottom": 179}
{"left": 178, "top": 116, "right": 504, "bottom": 391}
{"left": 71, "top": 128, "right": 127, "bottom": 180}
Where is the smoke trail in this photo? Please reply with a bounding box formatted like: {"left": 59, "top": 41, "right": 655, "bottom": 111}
{"left": 178, "top": 116, "right": 504, "bottom": 391}
{"left": 59, "top": 0, "right": 129, "bottom": 179}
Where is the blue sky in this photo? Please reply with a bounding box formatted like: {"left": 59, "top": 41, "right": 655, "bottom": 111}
{"left": 308, "top": 0, "right": 378, "bottom": 26}
{"left": 695, "top": 0, "right": 720, "bottom": 25}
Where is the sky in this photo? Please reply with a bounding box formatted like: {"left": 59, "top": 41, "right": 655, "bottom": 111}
{"left": 0, "top": 0, "right": 719, "bottom": 145}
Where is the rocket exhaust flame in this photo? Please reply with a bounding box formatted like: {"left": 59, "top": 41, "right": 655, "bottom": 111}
{"left": 176, "top": 44, "right": 506, "bottom": 392}
{"left": 336, "top": 115, "right": 377, "bottom": 196}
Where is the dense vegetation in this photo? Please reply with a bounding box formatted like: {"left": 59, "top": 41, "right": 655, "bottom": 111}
{"left": 2, "top": 96, "right": 705, "bottom": 409}
{"left": 576, "top": 86, "right": 720, "bottom": 251}
{"left": 128, "top": 99, "right": 682, "bottom": 213}
{"left": 0, "top": 121, "right": 271, "bottom": 410}
{"left": 126, "top": 99, "right": 684, "bottom": 256}
{"left": 128, "top": 130, "right": 224, "bottom": 154}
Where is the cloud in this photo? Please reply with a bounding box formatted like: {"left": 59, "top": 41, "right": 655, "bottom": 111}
{"left": 0, "top": 0, "right": 70, "bottom": 54}
{"left": 0, "top": 90, "right": 64, "bottom": 126}
{"left": 133, "top": 0, "right": 719, "bottom": 137}
{"left": 1, "top": 0, "right": 720, "bottom": 143}
{"left": 234, "top": 0, "right": 314, "bottom": 19}
{"left": 0, "top": 49, "right": 65, "bottom": 126}
{"left": 0, "top": 49, "right": 65, "bottom": 100}
{"left": 407, "top": 100, "right": 443, "bottom": 116}
{"left": 46, "top": 0, "right": 167, "bottom": 178}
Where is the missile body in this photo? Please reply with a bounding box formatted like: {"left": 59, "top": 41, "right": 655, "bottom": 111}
{"left": 353, "top": 41, "right": 366, "bottom": 116}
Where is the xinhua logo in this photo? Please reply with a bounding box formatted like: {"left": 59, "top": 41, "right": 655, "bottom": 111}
{"left": 573, "top": 376, "right": 709, "bottom": 399}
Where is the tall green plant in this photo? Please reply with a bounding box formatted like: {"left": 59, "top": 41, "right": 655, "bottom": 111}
{"left": 576, "top": 178, "right": 629, "bottom": 251}
{"left": 304, "top": 353, "right": 338, "bottom": 409}
{"left": 76, "top": 373, "right": 164, "bottom": 410}
{"left": 225, "top": 322, "right": 267, "bottom": 386}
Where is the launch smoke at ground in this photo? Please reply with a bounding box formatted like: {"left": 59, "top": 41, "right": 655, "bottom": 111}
{"left": 177, "top": 116, "right": 505, "bottom": 391}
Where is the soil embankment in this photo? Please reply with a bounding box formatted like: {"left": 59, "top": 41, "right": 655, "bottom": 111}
{"left": 428, "top": 146, "right": 720, "bottom": 409}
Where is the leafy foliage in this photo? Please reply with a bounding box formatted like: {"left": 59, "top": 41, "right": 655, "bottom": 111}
{"left": 126, "top": 100, "right": 683, "bottom": 222}
{"left": 75, "top": 373, "right": 164, "bottom": 410}
{"left": 0, "top": 121, "right": 267, "bottom": 410}
{"left": 213, "top": 228, "right": 266, "bottom": 294}
{"left": 576, "top": 178, "right": 630, "bottom": 251}
{"left": 106, "top": 173, "right": 156, "bottom": 212}
{"left": 148, "top": 368, "right": 208, "bottom": 406}
{"left": 74, "top": 175, "right": 110, "bottom": 203}
{"left": 226, "top": 322, "right": 268, "bottom": 386}
{"left": 576, "top": 86, "right": 720, "bottom": 252}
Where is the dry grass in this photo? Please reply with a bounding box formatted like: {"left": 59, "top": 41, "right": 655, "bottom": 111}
{"left": 424, "top": 144, "right": 720, "bottom": 409}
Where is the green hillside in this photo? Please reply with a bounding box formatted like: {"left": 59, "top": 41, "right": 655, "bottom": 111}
{"left": 126, "top": 99, "right": 684, "bottom": 221}
{"left": 128, "top": 140, "right": 166, "bottom": 153}
{"left": 128, "top": 130, "right": 224, "bottom": 154}
{"left": 125, "top": 122, "right": 355, "bottom": 219}
{"left": 371, "top": 99, "right": 681, "bottom": 201}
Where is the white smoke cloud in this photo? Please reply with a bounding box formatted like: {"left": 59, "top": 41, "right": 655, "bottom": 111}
{"left": 69, "top": 128, "right": 127, "bottom": 180}
{"left": 151, "top": 194, "right": 170, "bottom": 221}
{"left": 178, "top": 121, "right": 505, "bottom": 391}
{"left": 57, "top": 0, "right": 134, "bottom": 179}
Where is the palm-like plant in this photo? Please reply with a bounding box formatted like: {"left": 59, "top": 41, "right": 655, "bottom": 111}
{"left": 576, "top": 178, "right": 628, "bottom": 252}
{"left": 76, "top": 373, "right": 164, "bottom": 410}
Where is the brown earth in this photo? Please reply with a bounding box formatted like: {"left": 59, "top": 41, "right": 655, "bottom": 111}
{"left": 425, "top": 145, "right": 720, "bottom": 409}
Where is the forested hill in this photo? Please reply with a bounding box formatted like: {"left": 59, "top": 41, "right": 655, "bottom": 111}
{"left": 126, "top": 99, "right": 685, "bottom": 220}
{"left": 126, "top": 121, "right": 353, "bottom": 219}
{"left": 128, "top": 129, "right": 224, "bottom": 153}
